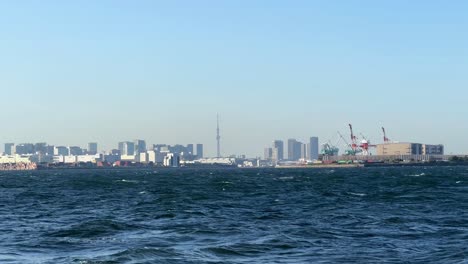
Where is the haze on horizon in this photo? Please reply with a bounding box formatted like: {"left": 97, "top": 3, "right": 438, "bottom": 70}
{"left": 1, "top": 1, "right": 467, "bottom": 157}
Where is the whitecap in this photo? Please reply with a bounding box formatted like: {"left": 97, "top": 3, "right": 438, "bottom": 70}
{"left": 348, "top": 192, "right": 366, "bottom": 197}
{"left": 117, "top": 179, "right": 139, "bottom": 183}
{"left": 408, "top": 173, "right": 425, "bottom": 177}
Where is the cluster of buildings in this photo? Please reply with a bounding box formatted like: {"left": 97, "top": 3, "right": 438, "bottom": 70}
{"left": 263, "top": 137, "right": 319, "bottom": 164}
{"left": 1, "top": 141, "right": 205, "bottom": 167}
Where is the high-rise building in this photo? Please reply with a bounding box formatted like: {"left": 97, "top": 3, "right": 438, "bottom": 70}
{"left": 288, "top": 139, "right": 302, "bottom": 161}
{"left": 15, "top": 143, "right": 35, "bottom": 155}
{"left": 216, "top": 114, "right": 221, "bottom": 158}
{"left": 309, "top": 137, "right": 319, "bottom": 160}
{"left": 300, "top": 143, "right": 307, "bottom": 160}
{"left": 46, "top": 145, "right": 55, "bottom": 156}
{"left": 273, "top": 140, "right": 284, "bottom": 161}
{"left": 196, "top": 144, "right": 204, "bottom": 159}
{"left": 4, "top": 143, "right": 15, "bottom": 155}
{"left": 163, "top": 153, "right": 180, "bottom": 167}
{"left": 264, "top": 147, "right": 273, "bottom": 160}
{"left": 118, "top": 141, "right": 135, "bottom": 156}
{"left": 54, "top": 146, "right": 69, "bottom": 156}
{"left": 69, "top": 146, "right": 84, "bottom": 156}
{"left": 34, "top": 143, "right": 47, "bottom": 154}
{"left": 134, "top": 139, "right": 146, "bottom": 154}
{"left": 187, "top": 144, "right": 194, "bottom": 155}
{"left": 88, "top": 142, "right": 98, "bottom": 155}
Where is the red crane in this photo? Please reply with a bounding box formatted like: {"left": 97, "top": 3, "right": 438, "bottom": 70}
{"left": 349, "top": 124, "right": 358, "bottom": 152}
{"left": 382, "top": 127, "right": 390, "bottom": 143}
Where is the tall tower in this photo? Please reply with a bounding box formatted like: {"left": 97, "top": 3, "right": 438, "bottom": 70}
{"left": 216, "top": 114, "right": 221, "bottom": 158}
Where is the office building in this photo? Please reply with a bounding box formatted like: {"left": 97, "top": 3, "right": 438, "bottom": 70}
{"left": 300, "top": 143, "right": 307, "bottom": 160}
{"left": 54, "top": 146, "right": 69, "bottom": 156}
{"left": 163, "top": 153, "right": 180, "bottom": 167}
{"left": 34, "top": 143, "right": 48, "bottom": 154}
{"left": 15, "top": 143, "right": 35, "bottom": 155}
{"left": 88, "top": 142, "right": 98, "bottom": 155}
{"left": 422, "top": 144, "right": 444, "bottom": 155}
{"left": 118, "top": 141, "right": 135, "bottom": 156}
{"left": 69, "top": 146, "right": 83, "bottom": 156}
{"left": 4, "top": 143, "right": 15, "bottom": 155}
{"left": 273, "top": 140, "right": 284, "bottom": 161}
{"left": 196, "top": 144, "right": 204, "bottom": 159}
{"left": 187, "top": 144, "right": 194, "bottom": 155}
{"left": 134, "top": 139, "right": 146, "bottom": 154}
{"left": 264, "top": 147, "right": 273, "bottom": 160}
{"left": 288, "top": 139, "right": 302, "bottom": 161}
{"left": 308, "top": 137, "right": 319, "bottom": 160}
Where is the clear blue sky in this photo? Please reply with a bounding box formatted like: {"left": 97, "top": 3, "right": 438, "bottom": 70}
{"left": 0, "top": 0, "right": 467, "bottom": 156}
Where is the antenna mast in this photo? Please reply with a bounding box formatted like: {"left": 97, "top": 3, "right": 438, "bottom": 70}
{"left": 216, "top": 114, "right": 221, "bottom": 158}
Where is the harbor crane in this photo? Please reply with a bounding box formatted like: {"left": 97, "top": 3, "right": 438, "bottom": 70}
{"left": 382, "top": 127, "right": 390, "bottom": 143}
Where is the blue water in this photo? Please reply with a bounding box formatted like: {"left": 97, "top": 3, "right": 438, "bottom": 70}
{"left": 1, "top": 167, "right": 468, "bottom": 263}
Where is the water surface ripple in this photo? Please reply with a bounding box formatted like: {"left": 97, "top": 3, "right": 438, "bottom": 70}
{"left": 1, "top": 167, "right": 468, "bottom": 263}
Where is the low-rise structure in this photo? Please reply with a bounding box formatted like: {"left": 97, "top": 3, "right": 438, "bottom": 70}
{"left": 377, "top": 142, "right": 444, "bottom": 156}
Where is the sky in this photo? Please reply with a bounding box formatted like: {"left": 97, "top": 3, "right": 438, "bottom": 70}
{"left": 0, "top": 0, "right": 467, "bottom": 157}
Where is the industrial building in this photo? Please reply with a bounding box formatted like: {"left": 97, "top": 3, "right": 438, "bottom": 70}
{"left": 377, "top": 143, "right": 444, "bottom": 156}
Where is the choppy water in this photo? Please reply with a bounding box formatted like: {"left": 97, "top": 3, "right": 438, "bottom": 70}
{"left": 1, "top": 167, "right": 468, "bottom": 263}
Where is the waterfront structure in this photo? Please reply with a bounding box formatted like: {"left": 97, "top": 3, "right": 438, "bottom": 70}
{"left": 377, "top": 143, "right": 422, "bottom": 155}
{"left": 273, "top": 140, "right": 284, "bottom": 161}
{"left": 196, "top": 144, "right": 204, "bottom": 159}
{"left": 0, "top": 154, "right": 32, "bottom": 164}
{"left": 377, "top": 142, "right": 444, "bottom": 156}
{"left": 422, "top": 144, "right": 444, "bottom": 155}
{"left": 88, "top": 142, "right": 98, "bottom": 155}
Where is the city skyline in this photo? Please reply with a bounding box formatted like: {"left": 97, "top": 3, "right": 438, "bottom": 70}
{"left": 0, "top": 1, "right": 466, "bottom": 156}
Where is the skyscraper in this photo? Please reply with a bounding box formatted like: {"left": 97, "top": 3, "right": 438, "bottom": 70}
{"left": 88, "top": 142, "right": 98, "bottom": 155}
{"left": 264, "top": 147, "right": 273, "bottom": 160}
{"left": 196, "top": 144, "right": 204, "bottom": 159}
{"left": 118, "top": 141, "right": 135, "bottom": 156}
{"left": 4, "top": 143, "right": 15, "bottom": 155}
{"left": 134, "top": 139, "right": 146, "bottom": 154}
{"left": 309, "top": 137, "right": 319, "bottom": 160}
{"left": 300, "top": 143, "right": 307, "bottom": 160}
{"left": 187, "top": 144, "right": 194, "bottom": 155}
{"left": 216, "top": 114, "right": 221, "bottom": 158}
{"left": 288, "top": 139, "right": 302, "bottom": 161}
{"left": 272, "top": 140, "right": 284, "bottom": 161}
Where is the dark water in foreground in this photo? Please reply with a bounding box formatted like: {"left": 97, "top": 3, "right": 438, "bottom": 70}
{"left": 1, "top": 167, "right": 468, "bottom": 263}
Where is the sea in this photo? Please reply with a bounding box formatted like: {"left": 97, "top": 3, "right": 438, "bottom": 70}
{"left": 1, "top": 167, "right": 468, "bottom": 263}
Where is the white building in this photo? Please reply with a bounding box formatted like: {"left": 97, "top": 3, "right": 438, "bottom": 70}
{"left": 163, "top": 153, "right": 180, "bottom": 167}
{"left": 138, "top": 152, "right": 148, "bottom": 163}
{"left": 76, "top": 155, "right": 99, "bottom": 163}
{"left": 121, "top": 155, "right": 136, "bottom": 162}
{"left": 0, "top": 155, "right": 32, "bottom": 164}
